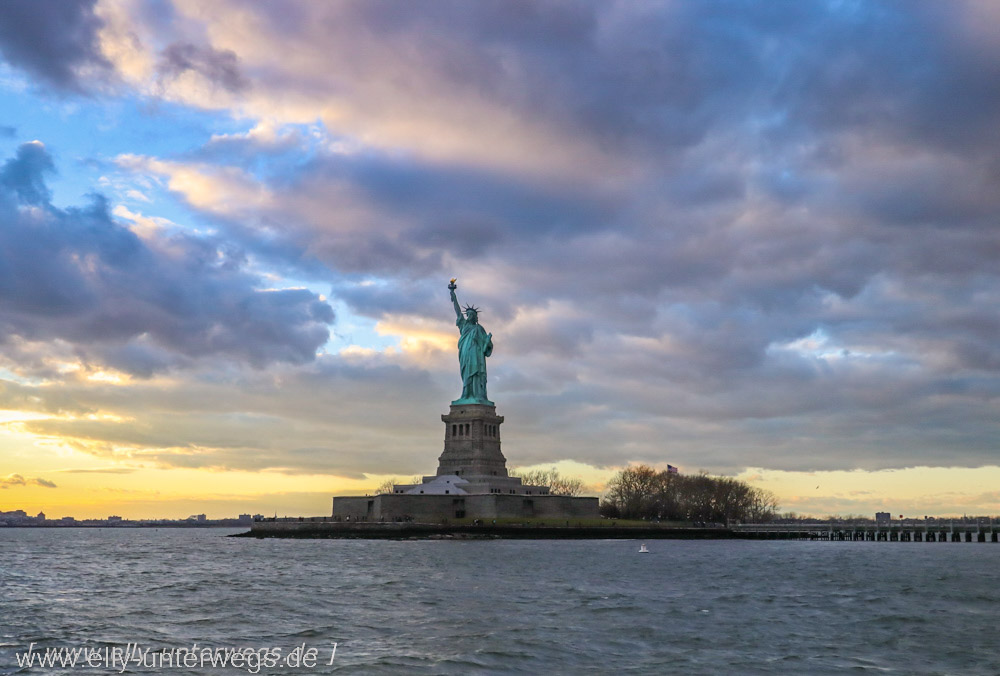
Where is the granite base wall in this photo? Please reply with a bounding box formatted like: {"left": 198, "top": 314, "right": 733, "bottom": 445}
{"left": 332, "top": 493, "right": 598, "bottom": 522}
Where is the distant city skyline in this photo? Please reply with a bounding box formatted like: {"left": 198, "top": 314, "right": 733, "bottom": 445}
{"left": 2, "top": 2, "right": 1000, "bottom": 519}
{"left": 0, "top": 507, "right": 256, "bottom": 525}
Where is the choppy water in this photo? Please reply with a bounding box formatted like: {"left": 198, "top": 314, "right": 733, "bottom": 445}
{"left": 2, "top": 529, "right": 1000, "bottom": 674}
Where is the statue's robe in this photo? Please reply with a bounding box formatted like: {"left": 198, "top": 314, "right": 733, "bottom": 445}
{"left": 456, "top": 316, "right": 493, "bottom": 403}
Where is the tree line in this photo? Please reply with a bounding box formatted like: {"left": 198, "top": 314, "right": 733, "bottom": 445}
{"left": 600, "top": 465, "right": 778, "bottom": 523}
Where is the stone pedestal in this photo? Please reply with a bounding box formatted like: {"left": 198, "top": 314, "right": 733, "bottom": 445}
{"left": 436, "top": 403, "right": 507, "bottom": 478}
{"left": 332, "top": 400, "right": 600, "bottom": 521}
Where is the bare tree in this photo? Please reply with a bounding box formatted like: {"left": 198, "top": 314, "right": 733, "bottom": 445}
{"left": 375, "top": 478, "right": 397, "bottom": 495}
{"left": 375, "top": 476, "right": 423, "bottom": 495}
{"left": 509, "top": 468, "right": 585, "bottom": 496}
{"left": 549, "top": 473, "right": 584, "bottom": 497}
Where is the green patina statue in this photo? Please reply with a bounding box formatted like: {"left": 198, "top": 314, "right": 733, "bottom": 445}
{"left": 449, "top": 279, "right": 493, "bottom": 405}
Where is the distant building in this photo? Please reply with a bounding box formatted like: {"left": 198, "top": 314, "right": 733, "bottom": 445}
{"left": 196, "top": 514, "right": 207, "bottom": 522}
{"left": 238, "top": 514, "right": 252, "bottom": 523}
{"left": 875, "top": 512, "right": 892, "bottom": 525}
{"left": 0, "top": 509, "right": 31, "bottom": 526}
{"left": 107, "top": 515, "right": 123, "bottom": 522}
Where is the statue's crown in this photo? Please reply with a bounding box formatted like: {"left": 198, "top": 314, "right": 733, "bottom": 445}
{"left": 463, "top": 304, "right": 480, "bottom": 314}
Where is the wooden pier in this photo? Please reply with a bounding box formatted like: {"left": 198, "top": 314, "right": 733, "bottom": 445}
{"left": 733, "top": 522, "right": 1000, "bottom": 542}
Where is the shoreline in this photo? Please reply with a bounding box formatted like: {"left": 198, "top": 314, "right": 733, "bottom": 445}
{"left": 234, "top": 522, "right": 738, "bottom": 540}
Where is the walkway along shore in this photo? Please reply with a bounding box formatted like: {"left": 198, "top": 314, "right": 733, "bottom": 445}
{"left": 235, "top": 518, "right": 1000, "bottom": 541}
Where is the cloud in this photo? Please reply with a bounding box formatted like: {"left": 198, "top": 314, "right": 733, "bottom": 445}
{"left": 9, "top": 355, "right": 448, "bottom": 478}
{"left": 0, "top": 473, "right": 57, "bottom": 488}
{"left": 0, "top": 0, "right": 110, "bottom": 91}
{"left": 101, "top": 120, "right": 1000, "bottom": 474}
{"left": 0, "top": 142, "right": 334, "bottom": 376}
{"left": 1, "top": 474, "right": 26, "bottom": 487}
{"left": 158, "top": 41, "right": 249, "bottom": 93}
{"left": 84, "top": 2, "right": 997, "bottom": 180}
{"left": 0, "top": 140, "right": 55, "bottom": 205}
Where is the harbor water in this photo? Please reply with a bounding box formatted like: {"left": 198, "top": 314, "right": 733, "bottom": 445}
{"left": 3, "top": 528, "right": 1000, "bottom": 674}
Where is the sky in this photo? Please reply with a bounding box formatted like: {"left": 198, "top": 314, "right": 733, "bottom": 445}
{"left": 0, "top": 0, "right": 999, "bottom": 520}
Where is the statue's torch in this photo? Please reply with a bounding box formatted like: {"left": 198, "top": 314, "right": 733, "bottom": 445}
{"left": 448, "top": 278, "right": 457, "bottom": 290}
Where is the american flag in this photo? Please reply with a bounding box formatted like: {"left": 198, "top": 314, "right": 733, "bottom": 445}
{"left": 667, "top": 465, "right": 679, "bottom": 474}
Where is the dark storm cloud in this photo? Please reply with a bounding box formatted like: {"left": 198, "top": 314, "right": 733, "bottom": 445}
{"left": 0, "top": 142, "right": 333, "bottom": 375}
{"left": 315, "top": 1, "right": 1000, "bottom": 164}
{"left": 158, "top": 42, "right": 250, "bottom": 92}
{"left": 771, "top": 2, "right": 1000, "bottom": 154}
{"left": 0, "top": 0, "right": 109, "bottom": 91}
{"left": 163, "top": 144, "right": 618, "bottom": 310}
{"left": 331, "top": 0, "right": 772, "bottom": 156}
{"left": 181, "top": 10, "right": 996, "bottom": 297}
{"left": 292, "top": 151, "right": 617, "bottom": 275}
{"left": 185, "top": 1, "right": 998, "bottom": 307}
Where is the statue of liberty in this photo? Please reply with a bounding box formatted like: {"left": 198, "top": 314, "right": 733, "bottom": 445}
{"left": 449, "top": 279, "right": 493, "bottom": 405}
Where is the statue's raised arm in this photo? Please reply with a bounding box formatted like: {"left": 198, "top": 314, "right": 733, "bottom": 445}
{"left": 447, "top": 278, "right": 493, "bottom": 406}
{"left": 449, "top": 278, "right": 463, "bottom": 321}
